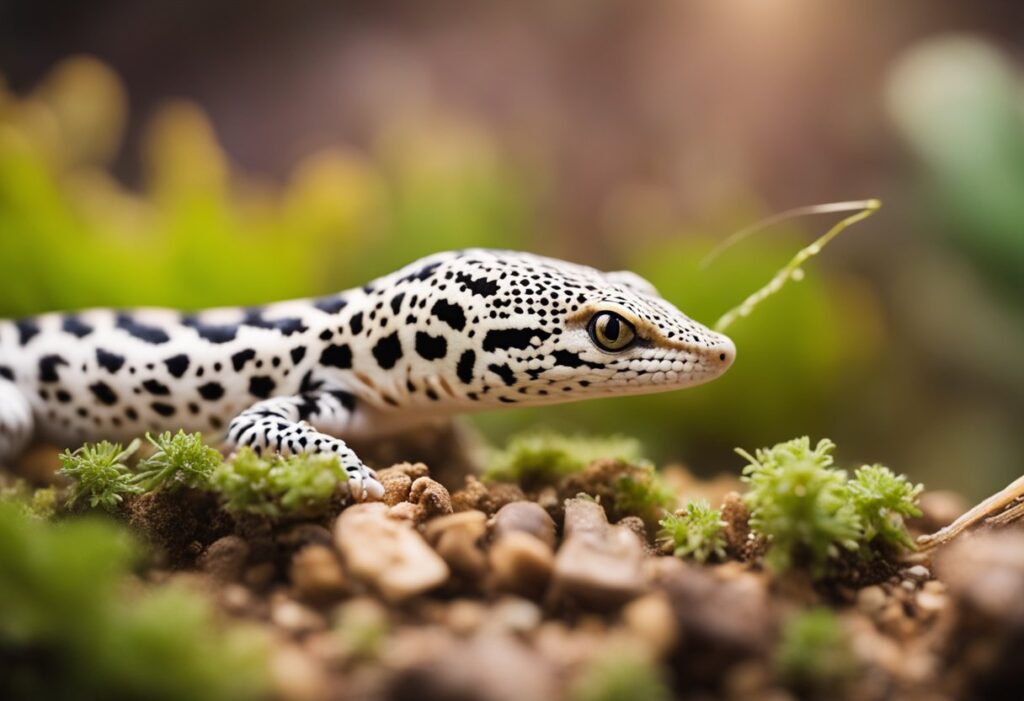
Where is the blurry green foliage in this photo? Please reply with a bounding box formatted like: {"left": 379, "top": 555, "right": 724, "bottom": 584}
{"left": 775, "top": 608, "right": 856, "bottom": 691}
{"left": 0, "top": 502, "right": 268, "bottom": 701}
{"left": 483, "top": 431, "right": 645, "bottom": 484}
{"left": 569, "top": 646, "right": 672, "bottom": 701}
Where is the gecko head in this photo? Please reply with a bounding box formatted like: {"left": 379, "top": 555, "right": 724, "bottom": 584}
{"left": 426, "top": 250, "right": 735, "bottom": 406}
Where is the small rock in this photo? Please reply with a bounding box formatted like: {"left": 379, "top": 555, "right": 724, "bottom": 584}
{"left": 904, "top": 564, "right": 931, "bottom": 581}
{"left": 489, "top": 597, "right": 542, "bottom": 634}
{"left": 424, "top": 510, "right": 488, "bottom": 580}
{"left": 857, "top": 585, "right": 888, "bottom": 616}
{"left": 615, "top": 515, "right": 649, "bottom": 545}
{"left": 378, "top": 461, "right": 431, "bottom": 481}
{"left": 935, "top": 530, "right": 1024, "bottom": 623}
{"left": 388, "top": 501, "right": 426, "bottom": 523}
{"left": 290, "top": 544, "right": 347, "bottom": 602}
{"left": 445, "top": 599, "right": 488, "bottom": 635}
{"left": 491, "top": 501, "right": 556, "bottom": 548}
{"left": 551, "top": 497, "right": 647, "bottom": 608}
{"left": 377, "top": 470, "right": 413, "bottom": 506}
{"left": 451, "top": 475, "right": 490, "bottom": 513}
{"left": 621, "top": 592, "right": 678, "bottom": 656}
{"left": 197, "top": 535, "right": 250, "bottom": 582}
{"left": 277, "top": 523, "right": 334, "bottom": 552}
{"left": 489, "top": 532, "right": 554, "bottom": 598}
{"left": 916, "top": 590, "right": 947, "bottom": 615}
{"left": 272, "top": 594, "right": 327, "bottom": 634}
{"left": 410, "top": 476, "right": 453, "bottom": 519}
{"left": 335, "top": 502, "right": 449, "bottom": 602}
{"left": 271, "top": 644, "right": 330, "bottom": 701}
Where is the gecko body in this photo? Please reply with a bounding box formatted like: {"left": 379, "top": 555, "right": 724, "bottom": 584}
{"left": 0, "top": 250, "right": 735, "bottom": 499}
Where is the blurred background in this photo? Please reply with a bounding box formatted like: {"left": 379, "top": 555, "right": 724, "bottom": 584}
{"left": 0, "top": 0, "right": 1022, "bottom": 499}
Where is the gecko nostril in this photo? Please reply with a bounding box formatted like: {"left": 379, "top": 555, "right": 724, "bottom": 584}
{"left": 719, "top": 353, "right": 726, "bottom": 361}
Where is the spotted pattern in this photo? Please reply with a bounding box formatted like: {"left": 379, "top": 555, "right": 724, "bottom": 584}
{"left": 0, "top": 249, "right": 735, "bottom": 499}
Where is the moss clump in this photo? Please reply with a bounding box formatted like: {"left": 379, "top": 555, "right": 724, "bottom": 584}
{"left": 0, "top": 479, "right": 57, "bottom": 520}
{"left": 739, "top": 437, "right": 922, "bottom": 575}
{"left": 484, "top": 432, "right": 645, "bottom": 485}
{"left": 570, "top": 647, "right": 672, "bottom": 701}
{"left": 210, "top": 447, "right": 349, "bottom": 518}
{"left": 847, "top": 464, "right": 923, "bottom": 550}
{"left": 58, "top": 439, "right": 142, "bottom": 511}
{"left": 775, "top": 608, "right": 855, "bottom": 690}
{"left": 0, "top": 502, "right": 268, "bottom": 701}
{"left": 659, "top": 498, "right": 727, "bottom": 563}
{"left": 133, "top": 431, "right": 223, "bottom": 492}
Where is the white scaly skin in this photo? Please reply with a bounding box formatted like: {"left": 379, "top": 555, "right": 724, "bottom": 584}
{"left": 0, "top": 249, "right": 735, "bottom": 500}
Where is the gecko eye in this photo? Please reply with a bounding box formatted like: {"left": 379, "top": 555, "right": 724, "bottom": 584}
{"left": 588, "top": 311, "right": 636, "bottom": 352}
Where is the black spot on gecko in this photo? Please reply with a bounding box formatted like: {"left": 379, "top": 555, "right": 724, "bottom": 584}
{"left": 313, "top": 295, "right": 348, "bottom": 314}
{"left": 487, "top": 363, "right": 517, "bottom": 386}
{"left": 116, "top": 313, "right": 170, "bottom": 344}
{"left": 62, "top": 315, "right": 93, "bottom": 338}
{"left": 327, "top": 389, "right": 356, "bottom": 412}
{"left": 372, "top": 332, "right": 402, "bottom": 370}
{"left": 350, "top": 312, "right": 364, "bottom": 335}
{"left": 182, "top": 315, "right": 239, "bottom": 344}
{"left": 482, "top": 328, "right": 551, "bottom": 352}
{"left": 456, "top": 350, "right": 475, "bottom": 384}
{"left": 290, "top": 346, "right": 306, "bottom": 364}
{"left": 96, "top": 348, "right": 126, "bottom": 373}
{"left": 398, "top": 260, "right": 441, "bottom": 283}
{"left": 89, "top": 381, "right": 118, "bottom": 405}
{"left": 198, "top": 382, "right": 225, "bottom": 400}
{"left": 455, "top": 271, "right": 499, "bottom": 297}
{"left": 552, "top": 350, "right": 604, "bottom": 370}
{"left": 389, "top": 292, "right": 405, "bottom": 315}
{"left": 142, "top": 379, "right": 170, "bottom": 396}
{"left": 15, "top": 319, "right": 40, "bottom": 346}
{"left": 431, "top": 299, "right": 466, "bottom": 331}
{"left": 248, "top": 376, "right": 276, "bottom": 399}
{"left": 56, "top": 389, "right": 71, "bottom": 403}
{"left": 414, "top": 332, "right": 447, "bottom": 360}
{"left": 319, "top": 344, "right": 353, "bottom": 369}
{"left": 231, "top": 349, "right": 256, "bottom": 371}
{"left": 163, "top": 354, "right": 190, "bottom": 378}
{"left": 242, "top": 310, "right": 308, "bottom": 336}
{"left": 125, "top": 407, "right": 139, "bottom": 420}
{"left": 39, "top": 355, "right": 68, "bottom": 383}
{"left": 151, "top": 402, "right": 176, "bottom": 417}
{"left": 0, "top": 365, "right": 13, "bottom": 381}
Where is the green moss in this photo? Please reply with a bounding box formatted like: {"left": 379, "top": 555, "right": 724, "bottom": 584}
{"left": 739, "top": 437, "right": 923, "bottom": 575}
{"left": 775, "top": 608, "right": 855, "bottom": 690}
{"left": 740, "top": 437, "right": 860, "bottom": 574}
{"left": 133, "top": 431, "right": 222, "bottom": 492}
{"left": 0, "top": 479, "right": 57, "bottom": 520}
{"left": 570, "top": 648, "right": 672, "bottom": 701}
{"left": 210, "top": 447, "right": 348, "bottom": 518}
{"left": 847, "top": 464, "right": 923, "bottom": 550}
{"left": 658, "top": 498, "right": 727, "bottom": 563}
{"left": 0, "top": 501, "right": 268, "bottom": 701}
{"left": 612, "top": 465, "right": 676, "bottom": 528}
{"left": 58, "top": 439, "right": 142, "bottom": 511}
{"left": 484, "top": 432, "right": 645, "bottom": 484}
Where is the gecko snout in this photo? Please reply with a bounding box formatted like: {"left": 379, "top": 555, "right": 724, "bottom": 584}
{"left": 714, "top": 335, "right": 736, "bottom": 372}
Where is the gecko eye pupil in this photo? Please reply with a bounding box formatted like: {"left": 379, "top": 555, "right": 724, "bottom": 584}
{"left": 588, "top": 312, "right": 636, "bottom": 352}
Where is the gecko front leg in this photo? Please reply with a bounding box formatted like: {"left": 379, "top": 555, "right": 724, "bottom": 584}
{"left": 225, "top": 389, "right": 384, "bottom": 501}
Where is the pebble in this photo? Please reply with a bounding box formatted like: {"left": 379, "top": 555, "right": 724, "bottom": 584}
{"left": 388, "top": 501, "right": 425, "bottom": 523}
{"left": 935, "top": 530, "right": 1024, "bottom": 621}
{"left": 425, "top": 510, "right": 489, "bottom": 579}
{"left": 378, "top": 470, "right": 413, "bottom": 506}
{"left": 857, "top": 585, "right": 888, "bottom": 615}
{"left": 335, "top": 503, "right": 449, "bottom": 602}
{"left": 290, "top": 544, "right": 347, "bottom": 601}
{"left": 489, "top": 597, "right": 543, "bottom": 634}
{"left": 491, "top": 501, "right": 556, "bottom": 548}
{"left": 197, "top": 535, "right": 250, "bottom": 582}
{"left": 271, "top": 644, "right": 330, "bottom": 701}
{"left": 489, "top": 531, "right": 555, "bottom": 598}
{"left": 551, "top": 497, "right": 647, "bottom": 608}
{"left": 904, "top": 565, "right": 931, "bottom": 581}
{"left": 410, "top": 476, "right": 453, "bottom": 519}
{"left": 621, "top": 592, "right": 678, "bottom": 656}
{"left": 272, "top": 594, "right": 327, "bottom": 634}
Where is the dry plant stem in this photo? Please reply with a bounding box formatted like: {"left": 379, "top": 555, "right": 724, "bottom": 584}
{"left": 918, "top": 475, "right": 1024, "bottom": 547}
{"left": 712, "top": 199, "right": 882, "bottom": 334}
{"left": 917, "top": 474, "right": 1024, "bottom": 549}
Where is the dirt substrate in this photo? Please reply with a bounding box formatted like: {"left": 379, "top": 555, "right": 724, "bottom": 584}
{"left": 109, "top": 459, "right": 1024, "bottom": 701}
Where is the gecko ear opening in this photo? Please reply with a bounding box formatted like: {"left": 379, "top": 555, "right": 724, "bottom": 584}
{"left": 606, "top": 270, "right": 659, "bottom": 297}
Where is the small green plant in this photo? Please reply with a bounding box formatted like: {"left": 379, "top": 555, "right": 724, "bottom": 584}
{"left": 484, "top": 432, "right": 645, "bottom": 484}
{"left": 775, "top": 608, "right": 855, "bottom": 690}
{"left": 133, "top": 431, "right": 222, "bottom": 492}
{"left": 0, "top": 479, "right": 57, "bottom": 519}
{"left": 740, "top": 437, "right": 861, "bottom": 574}
{"left": 210, "top": 448, "right": 349, "bottom": 518}
{"left": 0, "top": 501, "right": 268, "bottom": 701}
{"left": 658, "top": 498, "right": 727, "bottom": 563}
{"left": 847, "top": 464, "right": 923, "bottom": 550}
{"left": 58, "top": 439, "right": 142, "bottom": 510}
{"left": 570, "top": 647, "right": 672, "bottom": 701}
{"left": 740, "top": 437, "right": 922, "bottom": 575}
